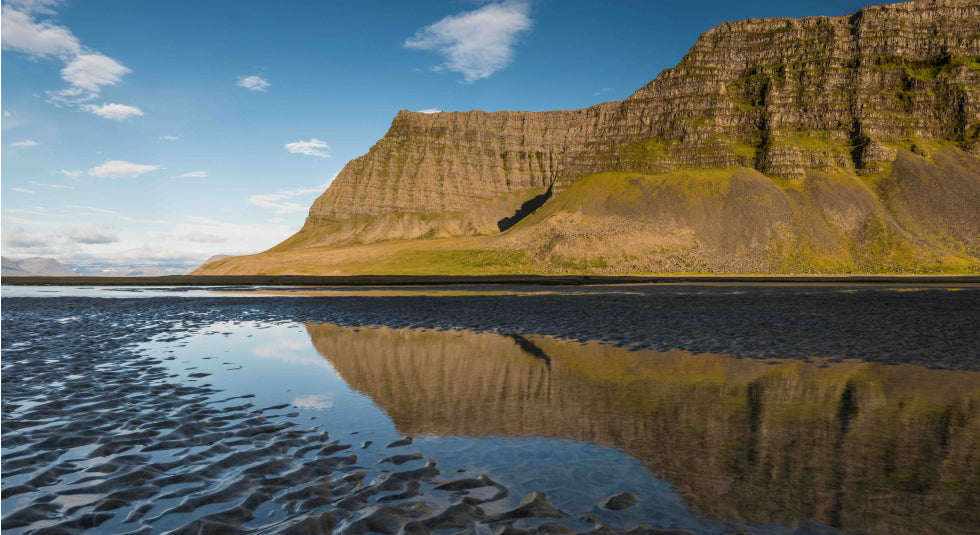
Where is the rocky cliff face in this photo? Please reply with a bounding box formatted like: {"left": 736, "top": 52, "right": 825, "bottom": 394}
{"left": 307, "top": 104, "right": 616, "bottom": 223}
{"left": 197, "top": 0, "right": 980, "bottom": 276}
{"left": 556, "top": 0, "right": 980, "bottom": 188}
{"left": 308, "top": 0, "right": 979, "bottom": 223}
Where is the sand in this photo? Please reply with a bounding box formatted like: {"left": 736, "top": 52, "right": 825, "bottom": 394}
{"left": 2, "top": 285, "right": 978, "bottom": 533}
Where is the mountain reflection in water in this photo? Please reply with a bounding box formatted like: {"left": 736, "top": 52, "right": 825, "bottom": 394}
{"left": 304, "top": 323, "right": 980, "bottom": 535}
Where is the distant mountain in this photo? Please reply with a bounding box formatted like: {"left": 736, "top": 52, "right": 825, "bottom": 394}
{"left": 67, "top": 265, "right": 190, "bottom": 276}
{"left": 197, "top": 0, "right": 980, "bottom": 276}
{"left": 2, "top": 257, "right": 34, "bottom": 276}
{"left": 2, "top": 257, "right": 77, "bottom": 276}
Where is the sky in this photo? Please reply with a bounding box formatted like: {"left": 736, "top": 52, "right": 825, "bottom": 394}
{"left": 2, "top": 0, "right": 873, "bottom": 274}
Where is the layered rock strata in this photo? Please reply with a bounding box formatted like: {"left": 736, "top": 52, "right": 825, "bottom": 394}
{"left": 556, "top": 0, "right": 980, "bottom": 188}
{"left": 197, "top": 0, "right": 980, "bottom": 275}
{"left": 307, "top": 105, "right": 617, "bottom": 223}
{"left": 308, "top": 0, "right": 979, "bottom": 227}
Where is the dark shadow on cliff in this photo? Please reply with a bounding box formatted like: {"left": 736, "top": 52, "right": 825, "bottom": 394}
{"left": 497, "top": 186, "right": 552, "bottom": 232}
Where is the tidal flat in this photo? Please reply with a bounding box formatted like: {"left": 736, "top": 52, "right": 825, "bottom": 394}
{"left": 2, "top": 285, "right": 978, "bottom": 534}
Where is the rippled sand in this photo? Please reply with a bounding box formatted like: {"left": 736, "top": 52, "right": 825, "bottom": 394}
{"left": 2, "top": 286, "right": 978, "bottom": 534}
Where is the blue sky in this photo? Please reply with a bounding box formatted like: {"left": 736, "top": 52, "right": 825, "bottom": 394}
{"left": 2, "top": 0, "right": 872, "bottom": 273}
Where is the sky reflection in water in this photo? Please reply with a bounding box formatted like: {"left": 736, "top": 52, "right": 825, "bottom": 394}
{"left": 145, "top": 321, "right": 980, "bottom": 534}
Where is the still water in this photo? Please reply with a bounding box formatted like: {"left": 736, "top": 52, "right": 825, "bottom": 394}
{"left": 127, "top": 322, "right": 980, "bottom": 534}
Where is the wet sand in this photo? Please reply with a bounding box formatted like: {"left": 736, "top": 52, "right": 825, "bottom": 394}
{"left": 3, "top": 273, "right": 979, "bottom": 286}
{"left": 2, "top": 286, "right": 979, "bottom": 533}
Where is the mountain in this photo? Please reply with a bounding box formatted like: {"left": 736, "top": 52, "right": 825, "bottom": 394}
{"left": 196, "top": 0, "right": 980, "bottom": 276}
{"left": 67, "top": 265, "right": 190, "bottom": 276}
{"left": 2, "top": 257, "right": 34, "bottom": 276}
{"left": 2, "top": 257, "right": 77, "bottom": 276}
{"left": 199, "top": 255, "right": 233, "bottom": 268}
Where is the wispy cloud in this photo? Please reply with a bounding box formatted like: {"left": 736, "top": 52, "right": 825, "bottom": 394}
{"left": 66, "top": 204, "right": 117, "bottom": 215}
{"left": 237, "top": 74, "right": 270, "bottom": 92}
{"left": 183, "top": 232, "right": 226, "bottom": 243}
{"left": 58, "top": 169, "right": 83, "bottom": 179}
{"left": 159, "top": 135, "right": 179, "bottom": 141}
{"left": 29, "top": 180, "right": 74, "bottom": 189}
{"left": 12, "top": 188, "right": 36, "bottom": 194}
{"left": 292, "top": 393, "right": 334, "bottom": 410}
{"left": 12, "top": 139, "right": 39, "bottom": 147}
{"left": 285, "top": 138, "right": 330, "bottom": 158}
{"left": 416, "top": 108, "right": 442, "bottom": 114}
{"left": 88, "top": 160, "right": 161, "bottom": 179}
{"left": 83, "top": 102, "right": 143, "bottom": 120}
{"left": 404, "top": 0, "right": 532, "bottom": 83}
{"left": 179, "top": 171, "right": 208, "bottom": 178}
{"left": 247, "top": 176, "right": 333, "bottom": 214}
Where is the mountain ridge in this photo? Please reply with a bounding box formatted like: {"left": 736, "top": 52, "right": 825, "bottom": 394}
{"left": 2, "top": 257, "right": 77, "bottom": 277}
{"left": 196, "top": 0, "right": 980, "bottom": 276}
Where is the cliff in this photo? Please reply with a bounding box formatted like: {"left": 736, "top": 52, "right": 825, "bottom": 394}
{"left": 196, "top": 0, "right": 980, "bottom": 276}
{"left": 557, "top": 0, "right": 980, "bottom": 186}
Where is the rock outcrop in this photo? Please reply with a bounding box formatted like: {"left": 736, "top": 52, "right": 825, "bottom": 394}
{"left": 196, "top": 0, "right": 980, "bottom": 275}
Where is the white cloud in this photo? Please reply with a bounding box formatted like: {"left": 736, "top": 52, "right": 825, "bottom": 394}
{"left": 45, "top": 86, "right": 94, "bottom": 107}
{"left": 237, "top": 74, "right": 270, "bottom": 92}
{"left": 87, "top": 160, "right": 160, "bottom": 179}
{"left": 285, "top": 138, "right": 330, "bottom": 158}
{"left": 416, "top": 108, "right": 442, "bottom": 114}
{"left": 65, "top": 228, "right": 117, "bottom": 244}
{"left": 0, "top": 5, "right": 80, "bottom": 57}
{"left": 2, "top": 4, "right": 133, "bottom": 112}
{"left": 159, "top": 135, "right": 179, "bottom": 141}
{"left": 12, "top": 188, "right": 36, "bottom": 194}
{"left": 248, "top": 177, "right": 332, "bottom": 214}
{"left": 247, "top": 195, "right": 308, "bottom": 215}
{"left": 404, "top": 0, "right": 532, "bottom": 83}
{"left": 61, "top": 53, "right": 129, "bottom": 92}
{"left": 4, "top": 0, "right": 63, "bottom": 16}
{"left": 292, "top": 393, "right": 334, "bottom": 410}
{"left": 12, "top": 139, "right": 40, "bottom": 147}
{"left": 179, "top": 171, "right": 208, "bottom": 178}
{"left": 29, "top": 180, "right": 73, "bottom": 189}
{"left": 83, "top": 102, "right": 143, "bottom": 120}
{"left": 3, "top": 226, "right": 49, "bottom": 248}
{"left": 58, "top": 169, "right": 83, "bottom": 179}
{"left": 184, "top": 232, "right": 226, "bottom": 243}
{"left": 66, "top": 204, "right": 116, "bottom": 214}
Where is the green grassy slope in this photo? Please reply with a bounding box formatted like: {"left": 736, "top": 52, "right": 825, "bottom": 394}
{"left": 195, "top": 146, "right": 980, "bottom": 276}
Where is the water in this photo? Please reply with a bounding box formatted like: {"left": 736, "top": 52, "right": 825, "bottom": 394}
{"left": 2, "top": 288, "right": 978, "bottom": 534}
{"left": 135, "top": 322, "right": 748, "bottom": 533}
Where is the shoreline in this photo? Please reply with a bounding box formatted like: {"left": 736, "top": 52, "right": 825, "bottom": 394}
{"left": 3, "top": 273, "right": 980, "bottom": 286}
